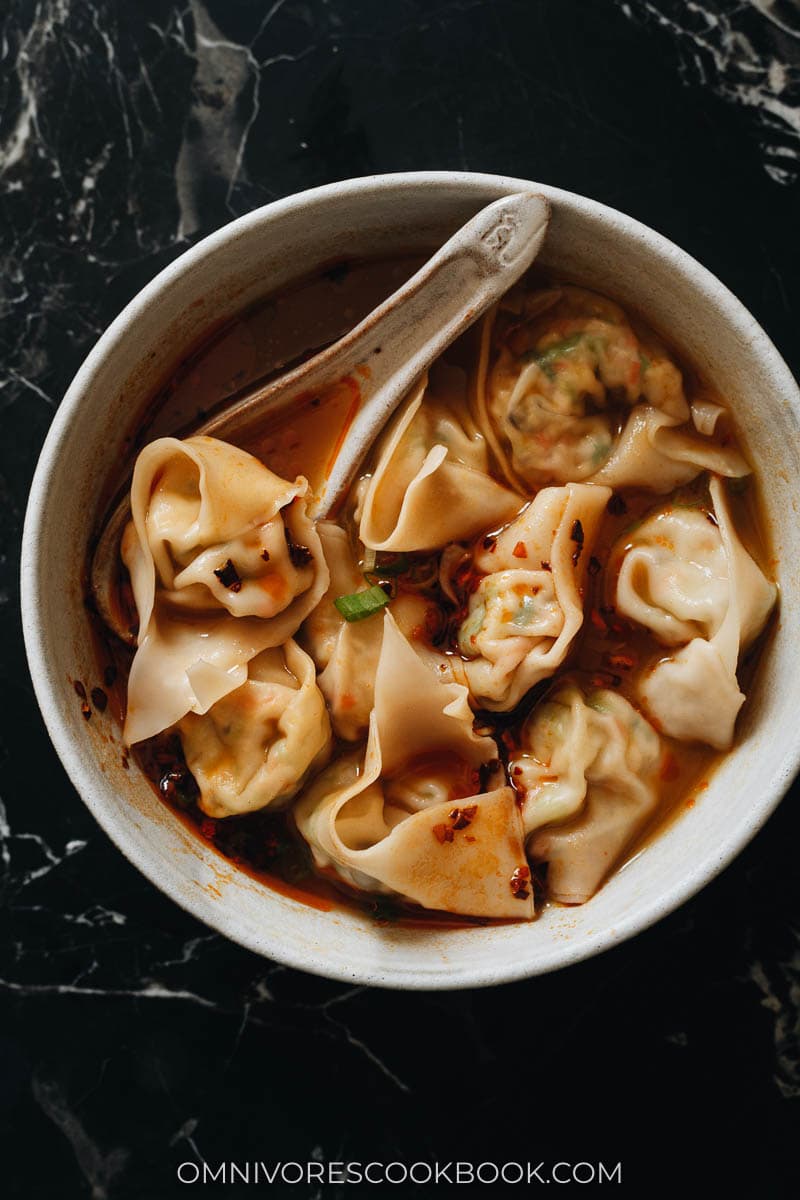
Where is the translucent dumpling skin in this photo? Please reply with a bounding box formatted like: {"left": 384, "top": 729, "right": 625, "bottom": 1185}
{"left": 611, "top": 478, "right": 776, "bottom": 749}
{"left": 477, "top": 285, "right": 750, "bottom": 493}
{"left": 513, "top": 683, "right": 663, "bottom": 904}
{"left": 178, "top": 640, "right": 332, "bottom": 818}
{"left": 122, "top": 436, "right": 329, "bottom": 745}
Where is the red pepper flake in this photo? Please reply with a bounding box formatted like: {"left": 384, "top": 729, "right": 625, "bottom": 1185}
{"left": 540, "top": 560, "right": 551, "bottom": 572}
{"left": 482, "top": 534, "right": 497, "bottom": 552}
{"left": 587, "top": 556, "right": 602, "bottom": 577}
{"left": 80, "top": 701, "right": 91, "bottom": 721}
{"left": 599, "top": 604, "right": 627, "bottom": 634}
{"left": 449, "top": 803, "right": 478, "bottom": 830}
{"left": 73, "top": 680, "right": 87, "bottom": 700}
{"left": 200, "top": 818, "right": 218, "bottom": 839}
{"left": 285, "top": 528, "right": 313, "bottom": 568}
{"left": 590, "top": 609, "right": 608, "bottom": 634}
{"left": 103, "top": 665, "right": 117, "bottom": 688}
{"left": 512, "top": 765, "right": 524, "bottom": 777}
{"left": 260, "top": 549, "right": 271, "bottom": 562}
{"left": 478, "top": 759, "right": 501, "bottom": 792}
{"left": 606, "top": 652, "right": 635, "bottom": 671}
{"left": 214, "top": 558, "right": 242, "bottom": 592}
{"left": 432, "top": 823, "right": 454, "bottom": 844}
{"left": 510, "top": 865, "right": 531, "bottom": 900}
{"left": 570, "top": 519, "right": 584, "bottom": 567}
{"left": 512, "top": 541, "right": 528, "bottom": 559}
{"left": 607, "top": 493, "right": 627, "bottom": 516}
{"left": 91, "top": 687, "right": 108, "bottom": 712}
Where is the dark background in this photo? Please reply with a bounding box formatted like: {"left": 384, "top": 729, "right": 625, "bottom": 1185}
{"left": 2, "top": 1, "right": 799, "bottom": 1195}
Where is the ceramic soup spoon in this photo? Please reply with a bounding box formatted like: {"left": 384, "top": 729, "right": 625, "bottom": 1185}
{"left": 91, "top": 191, "right": 550, "bottom": 642}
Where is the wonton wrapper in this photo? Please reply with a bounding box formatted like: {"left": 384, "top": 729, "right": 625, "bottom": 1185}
{"left": 301, "top": 522, "right": 443, "bottom": 741}
{"left": 358, "top": 369, "right": 522, "bottom": 552}
{"left": 591, "top": 402, "right": 749, "bottom": 492}
{"left": 513, "top": 683, "right": 662, "bottom": 904}
{"left": 457, "top": 482, "right": 611, "bottom": 710}
{"left": 475, "top": 289, "right": 750, "bottom": 493}
{"left": 613, "top": 477, "right": 776, "bottom": 749}
{"left": 178, "top": 640, "right": 331, "bottom": 818}
{"left": 122, "top": 436, "right": 329, "bottom": 744}
{"left": 295, "top": 612, "right": 533, "bottom": 919}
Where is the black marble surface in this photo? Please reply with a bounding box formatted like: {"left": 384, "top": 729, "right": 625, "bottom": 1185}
{"left": 2, "top": 1, "right": 800, "bottom": 1196}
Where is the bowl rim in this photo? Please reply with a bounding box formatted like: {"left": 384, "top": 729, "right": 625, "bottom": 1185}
{"left": 20, "top": 169, "right": 800, "bottom": 989}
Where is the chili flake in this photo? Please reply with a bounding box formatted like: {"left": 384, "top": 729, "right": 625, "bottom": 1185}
{"left": 590, "top": 609, "right": 608, "bottom": 634}
{"left": 606, "top": 652, "right": 635, "bottom": 671}
{"left": 285, "top": 530, "right": 313, "bottom": 568}
{"left": 510, "top": 865, "right": 531, "bottom": 900}
{"left": 450, "top": 804, "right": 478, "bottom": 830}
{"left": 571, "top": 519, "right": 584, "bottom": 566}
{"left": 432, "top": 823, "right": 454, "bottom": 845}
{"left": 214, "top": 558, "right": 242, "bottom": 592}
{"left": 512, "top": 541, "right": 528, "bottom": 559}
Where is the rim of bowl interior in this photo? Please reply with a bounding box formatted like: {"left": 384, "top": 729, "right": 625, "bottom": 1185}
{"left": 21, "top": 170, "right": 800, "bottom": 989}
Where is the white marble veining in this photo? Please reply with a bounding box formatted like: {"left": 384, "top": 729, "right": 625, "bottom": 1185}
{"left": 619, "top": 0, "right": 800, "bottom": 182}
{"left": 1, "top": 0, "right": 798, "bottom": 1192}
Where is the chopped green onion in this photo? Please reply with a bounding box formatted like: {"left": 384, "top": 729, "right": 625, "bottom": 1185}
{"left": 526, "top": 332, "right": 585, "bottom": 372}
{"left": 334, "top": 585, "right": 392, "bottom": 622}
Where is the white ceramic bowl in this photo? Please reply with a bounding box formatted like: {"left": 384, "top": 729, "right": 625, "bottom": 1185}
{"left": 21, "top": 171, "right": 800, "bottom": 989}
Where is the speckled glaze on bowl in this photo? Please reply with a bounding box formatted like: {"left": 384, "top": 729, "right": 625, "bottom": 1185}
{"left": 20, "top": 172, "right": 800, "bottom": 989}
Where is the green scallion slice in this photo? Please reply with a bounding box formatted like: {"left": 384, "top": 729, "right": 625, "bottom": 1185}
{"left": 334, "top": 585, "right": 392, "bottom": 622}
{"left": 526, "top": 332, "right": 585, "bottom": 371}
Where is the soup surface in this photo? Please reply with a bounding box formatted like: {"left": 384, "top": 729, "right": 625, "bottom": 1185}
{"left": 91, "top": 260, "right": 777, "bottom": 924}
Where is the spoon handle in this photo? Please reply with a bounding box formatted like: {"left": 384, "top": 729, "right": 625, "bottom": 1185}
{"left": 196, "top": 192, "right": 549, "bottom": 512}
{"left": 92, "top": 192, "right": 549, "bottom": 642}
{"left": 314, "top": 192, "right": 550, "bottom": 515}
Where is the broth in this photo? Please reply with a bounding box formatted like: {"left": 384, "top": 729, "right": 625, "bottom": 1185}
{"left": 88, "top": 259, "right": 777, "bottom": 924}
